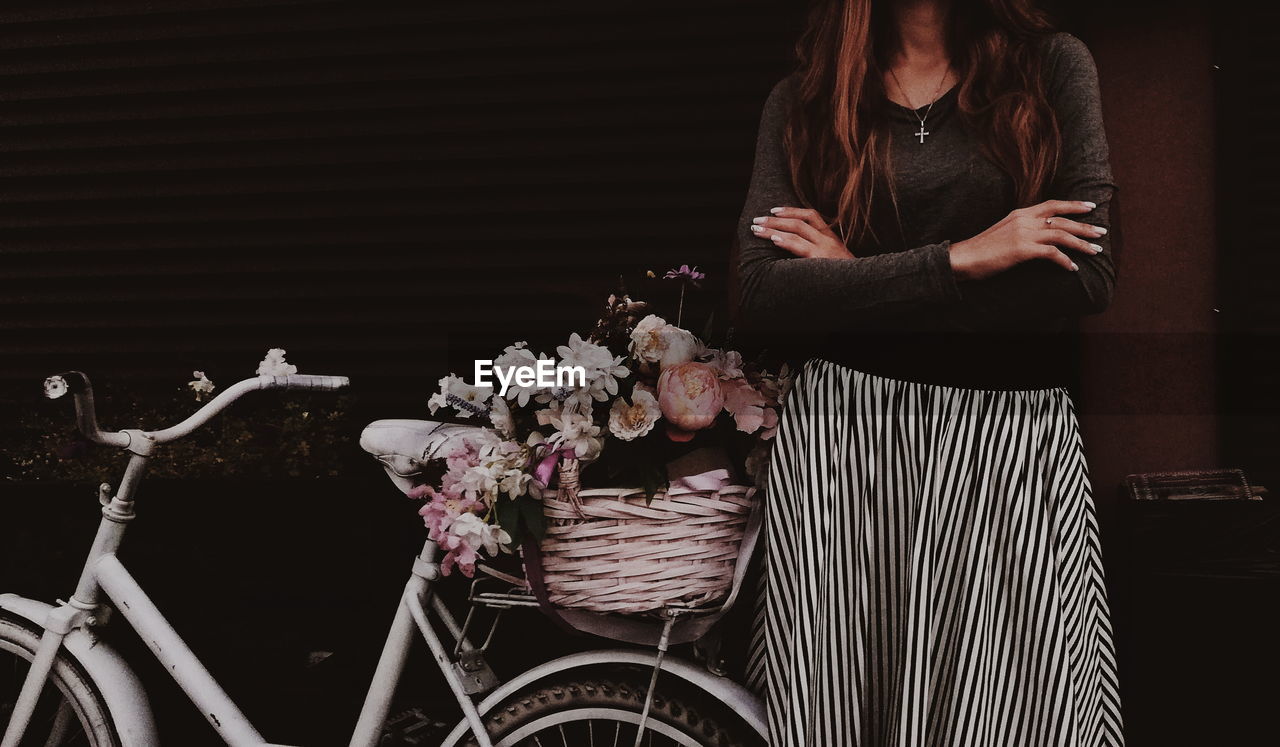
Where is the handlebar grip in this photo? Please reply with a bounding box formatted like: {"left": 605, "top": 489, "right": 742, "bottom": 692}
{"left": 272, "top": 374, "right": 350, "bottom": 391}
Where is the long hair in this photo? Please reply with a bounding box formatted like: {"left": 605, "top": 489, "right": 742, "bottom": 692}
{"left": 785, "top": 0, "right": 1061, "bottom": 249}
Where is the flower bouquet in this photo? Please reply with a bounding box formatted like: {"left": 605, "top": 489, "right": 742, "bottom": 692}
{"left": 417, "top": 267, "right": 790, "bottom": 613}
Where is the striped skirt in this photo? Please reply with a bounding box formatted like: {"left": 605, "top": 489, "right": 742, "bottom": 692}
{"left": 745, "top": 357, "right": 1124, "bottom": 746}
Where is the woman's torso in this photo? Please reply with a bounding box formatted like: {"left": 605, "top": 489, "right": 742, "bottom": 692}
{"left": 791, "top": 41, "right": 1083, "bottom": 392}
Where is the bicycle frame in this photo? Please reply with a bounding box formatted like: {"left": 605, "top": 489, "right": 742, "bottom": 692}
{"left": 1, "top": 459, "right": 497, "bottom": 745}
{"left": 3, "top": 371, "right": 768, "bottom": 747}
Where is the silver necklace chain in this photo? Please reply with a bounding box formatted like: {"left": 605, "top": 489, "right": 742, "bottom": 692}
{"left": 887, "top": 63, "right": 952, "bottom": 144}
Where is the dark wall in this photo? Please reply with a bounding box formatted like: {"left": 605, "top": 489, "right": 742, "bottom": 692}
{"left": 1079, "top": 6, "right": 1280, "bottom": 745}
{"left": 0, "top": 0, "right": 803, "bottom": 423}
{"left": 1077, "top": 4, "right": 1220, "bottom": 512}
{"left": 1215, "top": 3, "right": 1280, "bottom": 487}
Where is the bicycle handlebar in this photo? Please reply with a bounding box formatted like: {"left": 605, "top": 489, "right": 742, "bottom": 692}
{"left": 275, "top": 374, "right": 349, "bottom": 392}
{"left": 43, "top": 371, "right": 132, "bottom": 448}
{"left": 44, "top": 371, "right": 350, "bottom": 449}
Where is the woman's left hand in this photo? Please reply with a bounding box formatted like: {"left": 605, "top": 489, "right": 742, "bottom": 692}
{"left": 750, "top": 207, "right": 853, "bottom": 259}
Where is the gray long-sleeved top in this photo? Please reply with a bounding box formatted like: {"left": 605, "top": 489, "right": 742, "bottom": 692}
{"left": 735, "top": 32, "right": 1119, "bottom": 390}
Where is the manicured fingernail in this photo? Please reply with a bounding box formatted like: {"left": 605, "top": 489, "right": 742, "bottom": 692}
{"left": 770, "top": 234, "right": 783, "bottom": 242}
{"left": 770, "top": 207, "right": 784, "bottom": 214}
{"left": 1095, "top": 226, "right": 1108, "bottom": 235}
{"left": 1070, "top": 262, "right": 1079, "bottom": 271}
{"left": 751, "top": 224, "right": 764, "bottom": 233}
{"left": 1082, "top": 201, "right": 1096, "bottom": 209}
{"left": 1090, "top": 243, "right": 1103, "bottom": 253}
{"left": 752, "top": 216, "right": 767, "bottom": 224}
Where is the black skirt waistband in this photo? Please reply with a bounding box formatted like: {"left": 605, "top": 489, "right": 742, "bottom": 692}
{"left": 799, "top": 329, "right": 1082, "bottom": 393}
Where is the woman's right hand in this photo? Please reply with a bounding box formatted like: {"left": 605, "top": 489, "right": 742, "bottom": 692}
{"left": 948, "top": 199, "right": 1107, "bottom": 281}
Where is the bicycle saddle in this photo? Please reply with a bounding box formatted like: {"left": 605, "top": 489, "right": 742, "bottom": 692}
{"left": 359, "top": 419, "right": 499, "bottom": 493}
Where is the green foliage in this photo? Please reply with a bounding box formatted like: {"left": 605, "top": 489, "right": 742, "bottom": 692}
{"left": 585, "top": 430, "right": 673, "bottom": 502}
{"left": 494, "top": 493, "right": 545, "bottom": 546}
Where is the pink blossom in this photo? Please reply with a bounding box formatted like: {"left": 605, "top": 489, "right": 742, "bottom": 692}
{"left": 721, "top": 377, "right": 769, "bottom": 433}
{"left": 405, "top": 484, "right": 434, "bottom": 500}
{"left": 705, "top": 349, "right": 745, "bottom": 380}
{"left": 409, "top": 449, "right": 490, "bottom": 578}
{"left": 416, "top": 490, "right": 486, "bottom": 576}
{"left": 444, "top": 438, "right": 483, "bottom": 474}
{"left": 427, "top": 438, "right": 484, "bottom": 501}
{"left": 657, "top": 361, "right": 724, "bottom": 441}
{"left": 437, "top": 532, "right": 479, "bottom": 577}
{"left": 663, "top": 264, "right": 706, "bottom": 287}
{"left": 760, "top": 406, "right": 780, "bottom": 440}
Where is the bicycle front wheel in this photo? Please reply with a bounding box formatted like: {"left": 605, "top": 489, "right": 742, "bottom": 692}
{"left": 469, "top": 673, "right": 764, "bottom": 747}
{"left": 0, "top": 613, "right": 119, "bottom": 747}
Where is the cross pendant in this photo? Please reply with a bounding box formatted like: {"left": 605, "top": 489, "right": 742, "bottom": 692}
{"left": 915, "top": 124, "right": 930, "bottom": 144}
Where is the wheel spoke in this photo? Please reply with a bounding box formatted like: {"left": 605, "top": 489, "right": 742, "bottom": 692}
{"left": 492, "top": 708, "right": 706, "bottom": 747}
{"left": 43, "top": 699, "right": 76, "bottom": 747}
{"left": 480, "top": 675, "right": 758, "bottom": 747}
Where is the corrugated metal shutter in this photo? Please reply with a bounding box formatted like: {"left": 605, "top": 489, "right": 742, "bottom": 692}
{"left": 0, "top": 0, "right": 802, "bottom": 422}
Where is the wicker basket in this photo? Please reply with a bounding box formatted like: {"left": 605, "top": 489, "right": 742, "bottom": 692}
{"left": 534, "top": 466, "right": 756, "bottom": 615}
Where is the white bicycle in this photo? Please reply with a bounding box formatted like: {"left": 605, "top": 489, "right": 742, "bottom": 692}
{"left": 1, "top": 370, "right": 766, "bottom": 746}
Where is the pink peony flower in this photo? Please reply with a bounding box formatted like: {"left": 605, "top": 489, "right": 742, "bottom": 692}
{"left": 657, "top": 361, "right": 724, "bottom": 441}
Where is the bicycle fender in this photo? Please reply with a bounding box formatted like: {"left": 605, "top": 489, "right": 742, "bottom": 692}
{"left": 437, "top": 648, "right": 766, "bottom": 746}
{"left": 0, "top": 594, "right": 159, "bottom": 747}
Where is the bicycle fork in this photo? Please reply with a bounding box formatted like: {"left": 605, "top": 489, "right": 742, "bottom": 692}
{"left": 4, "top": 450, "right": 270, "bottom": 747}
{"left": 1, "top": 609, "right": 80, "bottom": 747}
{"left": 2, "top": 456, "right": 152, "bottom": 747}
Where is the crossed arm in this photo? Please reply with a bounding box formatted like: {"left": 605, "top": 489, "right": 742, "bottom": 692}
{"left": 735, "top": 34, "right": 1118, "bottom": 336}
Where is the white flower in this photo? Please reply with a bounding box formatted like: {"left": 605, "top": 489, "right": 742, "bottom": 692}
{"left": 188, "top": 371, "right": 216, "bottom": 401}
{"left": 428, "top": 374, "right": 493, "bottom": 418}
{"left": 493, "top": 341, "right": 553, "bottom": 407}
{"left": 630, "top": 315, "right": 667, "bottom": 361}
{"left": 458, "top": 463, "right": 499, "bottom": 500}
{"left": 629, "top": 314, "right": 700, "bottom": 369}
{"left": 659, "top": 328, "right": 701, "bottom": 368}
{"left": 256, "top": 348, "right": 298, "bottom": 377}
{"left": 450, "top": 512, "right": 513, "bottom": 556}
{"left": 488, "top": 396, "right": 515, "bottom": 438}
{"left": 551, "top": 332, "right": 630, "bottom": 409}
{"left": 608, "top": 389, "right": 661, "bottom": 441}
{"left": 43, "top": 376, "right": 69, "bottom": 400}
{"left": 535, "top": 400, "right": 604, "bottom": 461}
{"left": 457, "top": 440, "right": 533, "bottom": 504}
{"left": 497, "top": 464, "right": 533, "bottom": 498}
